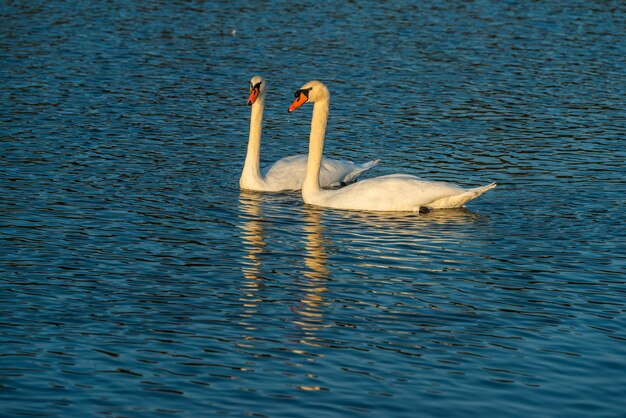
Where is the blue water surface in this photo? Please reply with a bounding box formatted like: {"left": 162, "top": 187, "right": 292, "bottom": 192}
{"left": 1, "top": 0, "right": 626, "bottom": 417}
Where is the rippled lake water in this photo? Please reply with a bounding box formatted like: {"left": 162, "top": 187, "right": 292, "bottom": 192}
{"left": 2, "top": 0, "right": 626, "bottom": 416}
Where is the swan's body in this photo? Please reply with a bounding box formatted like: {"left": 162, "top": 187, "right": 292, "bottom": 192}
{"left": 240, "top": 75, "right": 378, "bottom": 192}
{"left": 287, "top": 80, "right": 496, "bottom": 212}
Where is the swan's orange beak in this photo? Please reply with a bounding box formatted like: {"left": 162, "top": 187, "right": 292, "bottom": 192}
{"left": 247, "top": 87, "right": 260, "bottom": 106}
{"left": 288, "top": 93, "right": 308, "bottom": 113}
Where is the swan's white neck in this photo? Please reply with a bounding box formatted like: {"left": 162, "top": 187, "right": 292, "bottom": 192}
{"left": 302, "top": 97, "right": 329, "bottom": 202}
{"left": 240, "top": 98, "right": 265, "bottom": 188}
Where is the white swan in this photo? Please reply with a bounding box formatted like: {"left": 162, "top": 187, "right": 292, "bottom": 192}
{"left": 240, "top": 75, "right": 379, "bottom": 192}
{"left": 287, "top": 80, "right": 496, "bottom": 212}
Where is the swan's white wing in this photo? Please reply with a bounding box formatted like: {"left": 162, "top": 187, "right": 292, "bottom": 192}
{"left": 311, "top": 174, "right": 494, "bottom": 211}
{"left": 262, "top": 155, "right": 379, "bottom": 191}
{"left": 262, "top": 155, "right": 308, "bottom": 191}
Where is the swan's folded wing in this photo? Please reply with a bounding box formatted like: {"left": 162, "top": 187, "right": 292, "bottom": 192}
{"left": 264, "top": 155, "right": 378, "bottom": 189}
{"left": 262, "top": 155, "right": 309, "bottom": 191}
{"left": 315, "top": 175, "right": 469, "bottom": 211}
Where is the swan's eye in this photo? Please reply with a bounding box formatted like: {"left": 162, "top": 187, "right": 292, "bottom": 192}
{"left": 294, "top": 87, "right": 312, "bottom": 99}
{"left": 249, "top": 82, "right": 262, "bottom": 95}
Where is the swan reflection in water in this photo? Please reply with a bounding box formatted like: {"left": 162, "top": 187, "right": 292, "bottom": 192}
{"left": 237, "top": 190, "right": 269, "bottom": 325}
{"left": 238, "top": 191, "right": 332, "bottom": 347}
{"left": 291, "top": 206, "right": 332, "bottom": 343}
{"left": 290, "top": 206, "right": 485, "bottom": 348}
{"left": 238, "top": 190, "right": 487, "bottom": 335}
{"left": 332, "top": 206, "right": 481, "bottom": 231}
{"left": 327, "top": 207, "right": 486, "bottom": 274}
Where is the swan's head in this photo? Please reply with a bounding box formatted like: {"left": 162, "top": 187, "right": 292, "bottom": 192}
{"left": 248, "top": 75, "right": 266, "bottom": 106}
{"left": 288, "top": 80, "right": 330, "bottom": 113}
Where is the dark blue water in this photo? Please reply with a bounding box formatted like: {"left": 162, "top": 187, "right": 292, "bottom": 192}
{"left": 2, "top": 0, "right": 626, "bottom": 416}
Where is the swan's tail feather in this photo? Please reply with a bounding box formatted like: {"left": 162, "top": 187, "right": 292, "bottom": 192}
{"left": 333, "top": 159, "right": 380, "bottom": 186}
{"left": 468, "top": 182, "right": 497, "bottom": 195}
{"left": 359, "top": 159, "right": 380, "bottom": 171}
{"left": 429, "top": 182, "right": 496, "bottom": 209}
{"left": 350, "top": 159, "right": 380, "bottom": 178}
